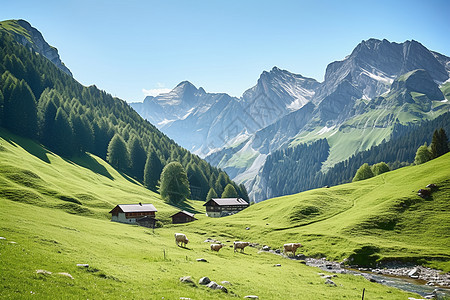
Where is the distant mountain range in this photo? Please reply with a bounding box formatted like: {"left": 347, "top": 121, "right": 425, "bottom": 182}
{"left": 131, "top": 39, "right": 450, "bottom": 202}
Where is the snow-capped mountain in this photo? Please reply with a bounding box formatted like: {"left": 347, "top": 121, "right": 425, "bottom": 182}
{"left": 131, "top": 39, "right": 450, "bottom": 202}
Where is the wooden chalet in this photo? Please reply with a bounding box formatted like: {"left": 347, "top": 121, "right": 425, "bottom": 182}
{"left": 109, "top": 203, "right": 157, "bottom": 224}
{"left": 203, "top": 198, "right": 249, "bottom": 218}
{"left": 171, "top": 210, "right": 197, "bottom": 224}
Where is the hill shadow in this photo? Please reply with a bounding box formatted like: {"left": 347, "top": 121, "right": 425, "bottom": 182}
{"left": 70, "top": 153, "right": 114, "bottom": 180}
{"left": 171, "top": 201, "right": 201, "bottom": 214}
{"left": 0, "top": 129, "right": 50, "bottom": 163}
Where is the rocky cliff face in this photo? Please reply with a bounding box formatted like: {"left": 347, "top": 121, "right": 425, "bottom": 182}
{"left": 1, "top": 20, "right": 73, "bottom": 77}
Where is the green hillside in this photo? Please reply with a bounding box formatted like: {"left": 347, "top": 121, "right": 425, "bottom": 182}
{"left": 196, "top": 152, "right": 450, "bottom": 272}
{"left": 0, "top": 129, "right": 422, "bottom": 299}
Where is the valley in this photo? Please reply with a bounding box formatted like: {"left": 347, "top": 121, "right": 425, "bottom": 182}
{"left": 1, "top": 124, "right": 449, "bottom": 299}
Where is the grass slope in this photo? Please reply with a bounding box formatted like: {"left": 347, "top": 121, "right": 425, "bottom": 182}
{"left": 195, "top": 153, "right": 450, "bottom": 271}
{"left": 0, "top": 130, "right": 421, "bottom": 299}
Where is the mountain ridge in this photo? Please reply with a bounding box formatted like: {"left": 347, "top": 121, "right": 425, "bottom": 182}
{"left": 131, "top": 38, "right": 450, "bottom": 202}
{"left": 0, "top": 19, "right": 72, "bottom": 77}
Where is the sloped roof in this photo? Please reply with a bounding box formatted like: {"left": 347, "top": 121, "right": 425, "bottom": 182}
{"left": 109, "top": 203, "right": 157, "bottom": 213}
{"left": 204, "top": 198, "right": 249, "bottom": 206}
{"left": 171, "top": 210, "right": 196, "bottom": 219}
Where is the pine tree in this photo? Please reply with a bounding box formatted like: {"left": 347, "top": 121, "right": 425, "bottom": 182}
{"left": 352, "top": 163, "right": 374, "bottom": 182}
{"left": 215, "top": 172, "right": 228, "bottom": 197}
{"left": 40, "top": 98, "right": 57, "bottom": 149}
{"left": 238, "top": 184, "right": 250, "bottom": 203}
{"left": 72, "top": 114, "right": 94, "bottom": 154}
{"left": 430, "top": 129, "right": 442, "bottom": 159}
{"left": 221, "top": 184, "right": 238, "bottom": 198}
{"left": 159, "top": 162, "right": 190, "bottom": 204}
{"left": 414, "top": 143, "right": 432, "bottom": 165}
{"left": 53, "top": 108, "right": 74, "bottom": 156}
{"left": 128, "top": 137, "right": 147, "bottom": 181}
{"left": 5, "top": 80, "right": 37, "bottom": 138}
{"left": 143, "top": 150, "right": 163, "bottom": 192}
{"left": 206, "top": 187, "right": 217, "bottom": 201}
{"left": 439, "top": 128, "right": 449, "bottom": 155}
{"left": 107, "top": 134, "right": 129, "bottom": 171}
{"left": 0, "top": 90, "right": 4, "bottom": 126}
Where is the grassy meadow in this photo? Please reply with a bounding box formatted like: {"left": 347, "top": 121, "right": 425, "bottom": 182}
{"left": 1, "top": 128, "right": 448, "bottom": 299}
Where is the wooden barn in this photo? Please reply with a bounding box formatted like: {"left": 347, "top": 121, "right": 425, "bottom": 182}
{"left": 136, "top": 215, "right": 158, "bottom": 228}
{"left": 109, "top": 203, "right": 157, "bottom": 224}
{"left": 171, "top": 210, "right": 197, "bottom": 224}
{"left": 203, "top": 198, "right": 249, "bottom": 218}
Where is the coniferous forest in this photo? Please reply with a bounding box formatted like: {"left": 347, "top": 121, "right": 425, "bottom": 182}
{"left": 0, "top": 31, "right": 247, "bottom": 202}
{"left": 261, "top": 112, "right": 450, "bottom": 198}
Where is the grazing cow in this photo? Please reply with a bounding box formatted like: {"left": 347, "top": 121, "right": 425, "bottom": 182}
{"left": 283, "top": 243, "right": 303, "bottom": 256}
{"left": 175, "top": 233, "right": 189, "bottom": 247}
{"left": 210, "top": 243, "right": 224, "bottom": 252}
{"left": 233, "top": 241, "right": 250, "bottom": 253}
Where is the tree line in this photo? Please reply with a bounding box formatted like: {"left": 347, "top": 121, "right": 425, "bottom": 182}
{"left": 0, "top": 31, "right": 248, "bottom": 204}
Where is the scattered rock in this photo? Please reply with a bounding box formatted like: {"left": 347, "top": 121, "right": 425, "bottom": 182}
{"left": 245, "top": 227, "right": 250, "bottom": 230}
{"left": 198, "top": 277, "right": 210, "bottom": 285}
{"left": 317, "top": 273, "right": 325, "bottom": 276}
{"left": 325, "top": 279, "right": 336, "bottom": 286}
{"left": 196, "top": 258, "right": 207, "bottom": 262}
{"left": 262, "top": 246, "right": 270, "bottom": 251}
{"left": 57, "top": 272, "right": 74, "bottom": 279}
{"left": 221, "top": 281, "right": 232, "bottom": 285}
{"left": 76, "top": 264, "right": 89, "bottom": 268}
{"left": 180, "top": 298, "right": 191, "bottom": 300}
{"left": 426, "top": 184, "right": 437, "bottom": 188}
{"left": 9, "top": 241, "right": 17, "bottom": 244}
{"left": 323, "top": 275, "right": 332, "bottom": 279}
{"left": 204, "top": 238, "right": 219, "bottom": 243}
{"left": 36, "top": 269, "right": 52, "bottom": 275}
{"left": 0, "top": 237, "right": 6, "bottom": 240}
{"left": 295, "top": 254, "right": 306, "bottom": 260}
{"left": 274, "top": 264, "right": 281, "bottom": 267}
{"left": 408, "top": 268, "right": 420, "bottom": 277}
{"left": 274, "top": 249, "right": 281, "bottom": 254}
{"left": 299, "top": 260, "right": 306, "bottom": 264}
{"left": 179, "top": 276, "right": 195, "bottom": 285}
{"left": 244, "top": 296, "right": 259, "bottom": 299}
{"left": 418, "top": 189, "right": 431, "bottom": 198}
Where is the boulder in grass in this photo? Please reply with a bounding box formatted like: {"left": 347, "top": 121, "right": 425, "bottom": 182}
{"left": 36, "top": 269, "right": 52, "bottom": 275}
{"left": 179, "top": 276, "right": 195, "bottom": 285}
{"left": 244, "top": 296, "right": 259, "bottom": 299}
{"left": 57, "top": 272, "right": 74, "bottom": 280}
{"left": 325, "top": 279, "right": 336, "bottom": 286}
{"left": 199, "top": 277, "right": 211, "bottom": 285}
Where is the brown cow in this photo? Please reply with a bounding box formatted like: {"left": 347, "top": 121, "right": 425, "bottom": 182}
{"left": 283, "top": 243, "right": 302, "bottom": 256}
{"left": 210, "top": 243, "right": 224, "bottom": 252}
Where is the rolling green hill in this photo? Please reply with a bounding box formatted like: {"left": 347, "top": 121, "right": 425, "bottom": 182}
{"left": 196, "top": 151, "right": 450, "bottom": 272}
{"left": 0, "top": 128, "right": 428, "bottom": 299}
{"left": 1, "top": 126, "right": 449, "bottom": 299}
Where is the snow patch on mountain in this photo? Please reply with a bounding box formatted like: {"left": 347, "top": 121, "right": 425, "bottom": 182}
{"left": 317, "top": 125, "right": 336, "bottom": 135}
{"left": 360, "top": 68, "right": 394, "bottom": 84}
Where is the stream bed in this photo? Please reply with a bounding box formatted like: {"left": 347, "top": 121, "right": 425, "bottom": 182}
{"left": 304, "top": 257, "right": 450, "bottom": 299}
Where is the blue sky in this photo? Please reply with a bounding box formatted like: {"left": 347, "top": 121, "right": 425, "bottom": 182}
{"left": 1, "top": 0, "right": 449, "bottom": 102}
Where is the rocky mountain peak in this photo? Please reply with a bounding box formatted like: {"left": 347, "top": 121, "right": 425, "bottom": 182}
{"left": 0, "top": 19, "right": 72, "bottom": 77}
